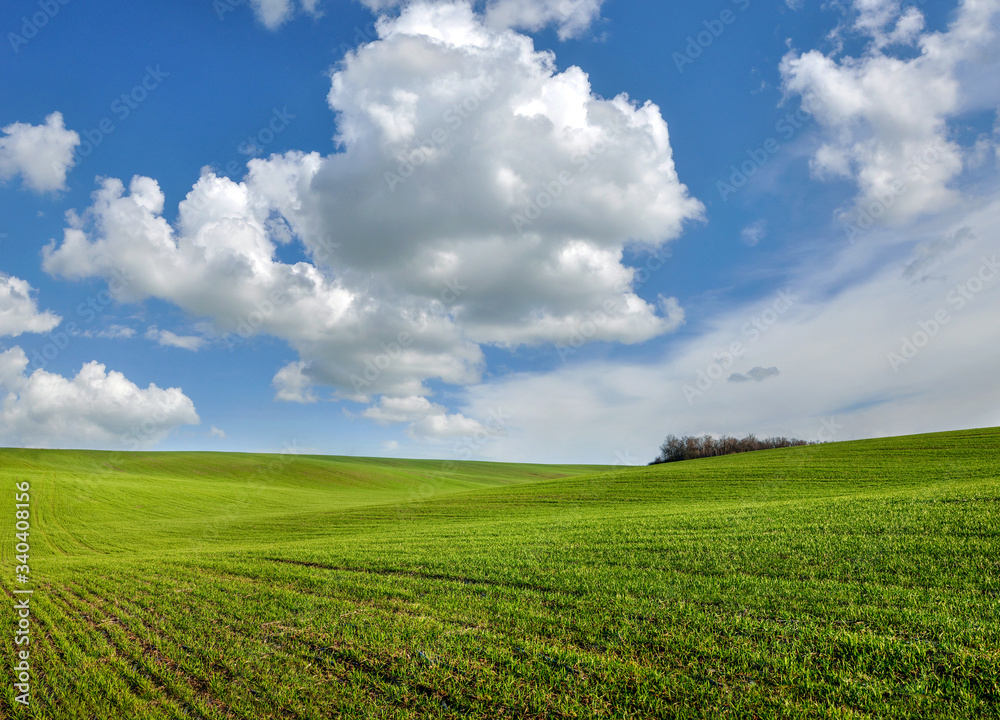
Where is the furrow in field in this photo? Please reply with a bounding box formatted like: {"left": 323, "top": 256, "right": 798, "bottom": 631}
{"left": 22, "top": 585, "right": 182, "bottom": 719}
{"left": 66, "top": 575, "right": 323, "bottom": 720}
{"left": 154, "top": 562, "right": 616, "bottom": 717}
{"left": 261, "top": 556, "right": 585, "bottom": 597}
{"left": 71, "top": 569, "right": 353, "bottom": 720}
{"left": 45, "top": 581, "right": 229, "bottom": 720}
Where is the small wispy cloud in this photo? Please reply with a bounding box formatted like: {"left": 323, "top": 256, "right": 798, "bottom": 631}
{"left": 87, "top": 324, "right": 135, "bottom": 339}
{"left": 729, "top": 366, "right": 780, "bottom": 383}
{"left": 145, "top": 326, "right": 206, "bottom": 351}
{"left": 741, "top": 220, "right": 767, "bottom": 247}
{"left": 902, "top": 226, "right": 973, "bottom": 282}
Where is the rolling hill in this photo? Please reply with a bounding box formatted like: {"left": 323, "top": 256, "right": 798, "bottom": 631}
{"left": 2, "top": 428, "right": 998, "bottom": 718}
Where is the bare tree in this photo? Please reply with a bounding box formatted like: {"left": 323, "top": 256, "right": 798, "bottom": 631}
{"left": 650, "top": 432, "right": 813, "bottom": 464}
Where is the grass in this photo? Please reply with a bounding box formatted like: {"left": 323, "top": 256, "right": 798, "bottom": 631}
{"left": 1, "top": 428, "right": 998, "bottom": 718}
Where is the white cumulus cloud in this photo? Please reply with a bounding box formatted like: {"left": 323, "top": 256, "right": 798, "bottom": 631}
{"left": 42, "top": 2, "right": 700, "bottom": 434}
{"left": 0, "top": 347, "right": 200, "bottom": 449}
{"left": 780, "top": 0, "right": 1000, "bottom": 226}
{"left": 0, "top": 274, "right": 61, "bottom": 337}
{"left": 0, "top": 112, "right": 80, "bottom": 193}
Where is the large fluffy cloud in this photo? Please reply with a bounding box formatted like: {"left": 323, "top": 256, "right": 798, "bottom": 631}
{"left": 43, "top": 1, "right": 701, "bottom": 433}
{"left": 0, "top": 347, "right": 200, "bottom": 449}
{"left": 780, "top": 0, "right": 1000, "bottom": 226}
{"left": 43, "top": 171, "right": 479, "bottom": 404}
{"left": 0, "top": 112, "right": 80, "bottom": 193}
{"left": 0, "top": 275, "right": 61, "bottom": 337}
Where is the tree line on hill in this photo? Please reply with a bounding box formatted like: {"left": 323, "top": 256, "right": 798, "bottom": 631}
{"left": 650, "top": 433, "right": 814, "bottom": 464}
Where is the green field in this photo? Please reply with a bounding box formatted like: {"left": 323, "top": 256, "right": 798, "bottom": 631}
{"left": 2, "top": 428, "right": 999, "bottom": 718}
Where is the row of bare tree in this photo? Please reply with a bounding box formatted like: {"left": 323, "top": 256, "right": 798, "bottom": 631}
{"left": 650, "top": 433, "right": 813, "bottom": 464}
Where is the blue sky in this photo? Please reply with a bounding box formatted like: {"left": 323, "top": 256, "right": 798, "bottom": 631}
{"left": 1, "top": 0, "right": 998, "bottom": 463}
